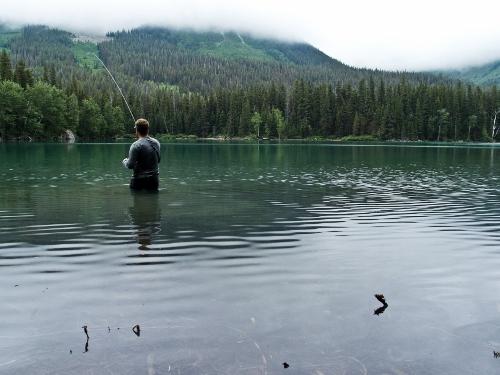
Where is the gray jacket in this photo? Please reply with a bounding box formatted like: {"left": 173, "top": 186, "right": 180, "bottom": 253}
{"left": 122, "top": 137, "right": 161, "bottom": 178}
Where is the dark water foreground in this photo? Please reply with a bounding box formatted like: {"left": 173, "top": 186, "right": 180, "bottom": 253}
{"left": 1, "top": 143, "right": 500, "bottom": 374}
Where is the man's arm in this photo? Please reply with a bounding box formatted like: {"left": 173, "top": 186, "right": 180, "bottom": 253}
{"left": 122, "top": 143, "right": 139, "bottom": 169}
{"left": 155, "top": 139, "right": 161, "bottom": 163}
{"left": 147, "top": 137, "right": 161, "bottom": 163}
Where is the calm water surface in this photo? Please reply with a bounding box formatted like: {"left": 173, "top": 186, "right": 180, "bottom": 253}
{"left": 1, "top": 143, "right": 500, "bottom": 374}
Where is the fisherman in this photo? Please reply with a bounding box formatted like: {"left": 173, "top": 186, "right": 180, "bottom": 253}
{"left": 122, "top": 118, "right": 161, "bottom": 191}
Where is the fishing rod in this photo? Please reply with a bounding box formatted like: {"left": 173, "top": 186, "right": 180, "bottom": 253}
{"left": 93, "top": 53, "right": 136, "bottom": 123}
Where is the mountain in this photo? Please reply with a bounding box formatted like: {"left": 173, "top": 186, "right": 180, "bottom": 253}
{"left": 2, "top": 25, "right": 443, "bottom": 94}
{"left": 433, "top": 60, "right": 500, "bottom": 87}
{"left": 104, "top": 28, "right": 339, "bottom": 65}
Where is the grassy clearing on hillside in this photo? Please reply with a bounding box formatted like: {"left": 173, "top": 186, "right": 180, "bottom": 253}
{"left": 71, "top": 42, "right": 100, "bottom": 69}
{"left": 198, "top": 33, "right": 276, "bottom": 62}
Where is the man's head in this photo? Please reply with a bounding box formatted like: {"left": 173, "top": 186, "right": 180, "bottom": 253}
{"left": 135, "top": 118, "right": 149, "bottom": 137}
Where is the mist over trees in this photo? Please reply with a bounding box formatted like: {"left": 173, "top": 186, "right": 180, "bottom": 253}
{"left": 0, "top": 26, "right": 498, "bottom": 142}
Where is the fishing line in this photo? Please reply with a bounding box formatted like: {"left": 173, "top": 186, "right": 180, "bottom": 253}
{"left": 93, "top": 53, "right": 136, "bottom": 123}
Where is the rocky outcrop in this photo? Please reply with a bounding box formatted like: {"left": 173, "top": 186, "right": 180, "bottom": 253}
{"left": 61, "top": 129, "right": 76, "bottom": 143}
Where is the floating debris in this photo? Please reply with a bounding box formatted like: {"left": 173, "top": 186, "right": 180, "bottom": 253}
{"left": 494, "top": 350, "right": 500, "bottom": 358}
{"left": 373, "top": 294, "right": 389, "bottom": 315}
{"left": 82, "top": 325, "right": 89, "bottom": 339}
{"left": 14, "top": 285, "right": 19, "bottom": 287}
{"left": 283, "top": 362, "right": 290, "bottom": 369}
{"left": 132, "top": 324, "right": 141, "bottom": 337}
{"left": 70, "top": 350, "right": 72, "bottom": 354}
{"left": 374, "top": 294, "right": 388, "bottom": 307}
{"left": 82, "top": 325, "right": 90, "bottom": 353}
{"left": 374, "top": 305, "right": 388, "bottom": 316}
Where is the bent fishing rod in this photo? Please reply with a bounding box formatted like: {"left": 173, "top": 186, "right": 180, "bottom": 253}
{"left": 93, "top": 53, "right": 136, "bottom": 123}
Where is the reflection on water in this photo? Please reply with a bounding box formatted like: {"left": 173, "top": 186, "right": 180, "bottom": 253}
{"left": 1, "top": 143, "right": 500, "bottom": 374}
{"left": 129, "top": 191, "right": 161, "bottom": 250}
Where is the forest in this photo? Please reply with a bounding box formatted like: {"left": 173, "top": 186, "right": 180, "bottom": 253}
{"left": 0, "top": 25, "right": 499, "bottom": 142}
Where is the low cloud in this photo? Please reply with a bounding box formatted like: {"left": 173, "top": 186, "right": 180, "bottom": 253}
{"left": 2, "top": 0, "right": 500, "bottom": 71}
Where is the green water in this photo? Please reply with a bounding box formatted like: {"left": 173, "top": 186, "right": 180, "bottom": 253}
{"left": 1, "top": 142, "right": 500, "bottom": 374}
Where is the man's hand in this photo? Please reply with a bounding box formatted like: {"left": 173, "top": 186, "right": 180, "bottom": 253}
{"left": 122, "top": 158, "right": 128, "bottom": 168}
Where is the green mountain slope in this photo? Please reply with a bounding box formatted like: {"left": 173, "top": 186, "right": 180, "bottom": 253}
{"left": 2, "top": 25, "right": 444, "bottom": 94}
{"left": 434, "top": 60, "right": 500, "bottom": 86}
{"left": 106, "top": 27, "right": 341, "bottom": 66}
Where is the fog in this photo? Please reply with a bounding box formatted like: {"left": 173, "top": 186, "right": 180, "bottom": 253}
{"left": 2, "top": 0, "right": 500, "bottom": 71}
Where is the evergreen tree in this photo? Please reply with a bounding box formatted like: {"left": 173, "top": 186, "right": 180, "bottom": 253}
{"left": 353, "top": 112, "right": 361, "bottom": 136}
{"left": 265, "top": 109, "right": 277, "bottom": 138}
{"left": 239, "top": 99, "right": 251, "bottom": 137}
{"left": 436, "top": 108, "right": 450, "bottom": 141}
{"left": 65, "top": 94, "right": 79, "bottom": 131}
{"left": 42, "top": 66, "right": 50, "bottom": 83}
{"left": 49, "top": 65, "right": 57, "bottom": 86}
{"left": 0, "top": 50, "right": 13, "bottom": 81}
{"left": 319, "top": 85, "right": 334, "bottom": 136}
{"left": 467, "top": 115, "right": 478, "bottom": 141}
{"left": 14, "top": 60, "right": 28, "bottom": 88}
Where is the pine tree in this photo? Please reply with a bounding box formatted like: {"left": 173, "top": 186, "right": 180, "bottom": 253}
{"left": 467, "top": 115, "right": 478, "bottom": 141}
{"left": 42, "top": 66, "right": 49, "bottom": 83}
{"left": 319, "top": 85, "right": 333, "bottom": 136}
{"left": 14, "top": 60, "right": 28, "bottom": 88}
{"left": 436, "top": 108, "right": 450, "bottom": 141}
{"left": 0, "top": 50, "right": 13, "bottom": 81}
{"left": 49, "top": 65, "right": 57, "bottom": 86}
{"left": 353, "top": 112, "right": 361, "bottom": 136}
{"left": 65, "top": 94, "right": 79, "bottom": 131}
{"left": 238, "top": 99, "right": 251, "bottom": 137}
{"left": 25, "top": 69, "right": 34, "bottom": 87}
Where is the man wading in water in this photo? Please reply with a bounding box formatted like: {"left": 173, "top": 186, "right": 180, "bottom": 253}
{"left": 123, "top": 118, "right": 161, "bottom": 191}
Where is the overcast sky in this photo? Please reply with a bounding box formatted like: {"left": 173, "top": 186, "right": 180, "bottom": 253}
{"left": 2, "top": 0, "right": 500, "bottom": 71}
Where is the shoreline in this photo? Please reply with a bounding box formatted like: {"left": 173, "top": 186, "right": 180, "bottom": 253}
{"left": 2, "top": 137, "right": 500, "bottom": 147}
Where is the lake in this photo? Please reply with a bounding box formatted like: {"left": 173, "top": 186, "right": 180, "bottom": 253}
{"left": 1, "top": 142, "right": 500, "bottom": 374}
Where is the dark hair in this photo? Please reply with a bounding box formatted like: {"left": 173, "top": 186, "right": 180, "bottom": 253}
{"left": 135, "top": 118, "right": 149, "bottom": 136}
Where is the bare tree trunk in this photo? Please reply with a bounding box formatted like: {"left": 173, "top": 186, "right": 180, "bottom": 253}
{"left": 492, "top": 110, "right": 500, "bottom": 142}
